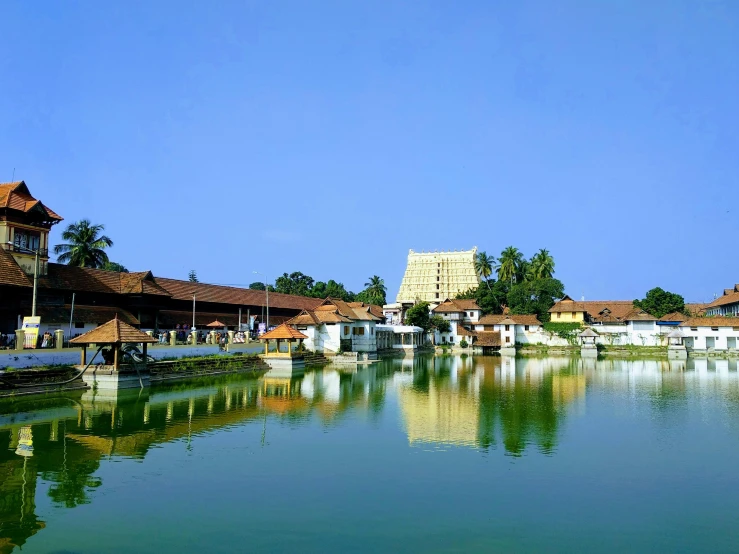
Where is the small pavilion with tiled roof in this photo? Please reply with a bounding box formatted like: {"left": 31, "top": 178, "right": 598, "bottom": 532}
{"left": 70, "top": 317, "right": 157, "bottom": 369}
{"left": 259, "top": 323, "right": 308, "bottom": 373}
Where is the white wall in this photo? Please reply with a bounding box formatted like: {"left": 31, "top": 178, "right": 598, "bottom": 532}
{"left": 682, "top": 326, "right": 739, "bottom": 351}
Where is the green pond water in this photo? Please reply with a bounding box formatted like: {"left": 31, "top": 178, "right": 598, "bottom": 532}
{"left": 2, "top": 354, "right": 739, "bottom": 553}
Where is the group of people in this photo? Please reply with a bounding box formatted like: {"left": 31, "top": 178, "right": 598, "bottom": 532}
{"left": 154, "top": 326, "right": 251, "bottom": 346}
{"left": 0, "top": 333, "right": 14, "bottom": 349}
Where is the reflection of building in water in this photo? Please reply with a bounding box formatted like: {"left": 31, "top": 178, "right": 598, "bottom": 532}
{"left": 396, "top": 356, "right": 586, "bottom": 454}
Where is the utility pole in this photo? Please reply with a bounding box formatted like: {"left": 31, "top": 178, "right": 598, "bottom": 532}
{"left": 31, "top": 248, "right": 39, "bottom": 317}
{"left": 192, "top": 294, "right": 196, "bottom": 329}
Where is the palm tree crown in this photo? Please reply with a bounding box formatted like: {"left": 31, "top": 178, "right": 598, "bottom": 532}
{"left": 529, "top": 248, "right": 555, "bottom": 280}
{"left": 53, "top": 219, "right": 114, "bottom": 268}
{"left": 474, "top": 251, "right": 496, "bottom": 281}
{"left": 363, "top": 275, "right": 387, "bottom": 305}
{"left": 497, "top": 246, "right": 524, "bottom": 284}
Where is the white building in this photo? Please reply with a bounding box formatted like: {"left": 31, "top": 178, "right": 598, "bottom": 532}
{"left": 431, "top": 299, "right": 482, "bottom": 345}
{"left": 705, "top": 285, "right": 739, "bottom": 317}
{"left": 287, "top": 298, "right": 382, "bottom": 356}
{"left": 376, "top": 324, "right": 426, "bottom": 351}
{"left": 679, "top": 317, "right": 739, "bottom": 352}
{"left": 473, "top": 314, "right": 543, "bottom": 347}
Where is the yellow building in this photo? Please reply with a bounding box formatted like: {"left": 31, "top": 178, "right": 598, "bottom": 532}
{"left": 396, "top": 248, "right": 480, "bottom": 303}
{"left": 548, "top": 295, "right": 587, "bottom": 322}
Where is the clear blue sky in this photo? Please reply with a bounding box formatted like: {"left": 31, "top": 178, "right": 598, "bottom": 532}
{"left": 1, "top": 0, "right": 736, "bottom": 303}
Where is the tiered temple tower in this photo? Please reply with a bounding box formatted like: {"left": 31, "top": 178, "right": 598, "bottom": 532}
{"left": 396, "top": 248, "right": 480, "bottom": 304}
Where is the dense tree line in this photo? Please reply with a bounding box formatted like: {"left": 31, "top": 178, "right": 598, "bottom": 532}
{"left": 249, "top": 271, "right": 387, "bottom": 306}
{"left": 457, "top": 247, "right": 564, "bottom": 322}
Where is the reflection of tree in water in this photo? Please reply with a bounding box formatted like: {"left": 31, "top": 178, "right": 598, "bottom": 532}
{"left": 42, "top": 457, "right": 102, "bottom": 508}
{"left": 475, "top": 364, "right": 570, "bottom": 456}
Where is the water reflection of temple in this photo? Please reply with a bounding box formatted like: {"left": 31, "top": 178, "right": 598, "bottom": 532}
{"left": 395, "top": 356, "right": 586, "bottom": 455}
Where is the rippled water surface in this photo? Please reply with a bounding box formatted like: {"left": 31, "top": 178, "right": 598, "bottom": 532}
{"left": 2, "top": 355, "right": 739, "bottom": 553}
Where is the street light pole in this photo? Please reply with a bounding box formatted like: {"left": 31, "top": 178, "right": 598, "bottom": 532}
{"left": 192, "top": 294, "right": 196, "bottom": 329}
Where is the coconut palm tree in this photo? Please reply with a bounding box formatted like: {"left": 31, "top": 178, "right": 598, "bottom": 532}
{"left": 53, "top": 219, "right": 113, "bottom": 268}
{"left": 498, "top": 246, "right": 524, "bottom": 285}
{"left": 474, "top": 251, "right": 496, "bottom": 289}
{"left": 529, "top": 248, "right": 555, "bottom": 280}
{"left": 363, "top": 275, "right": 387, "bottom": 305}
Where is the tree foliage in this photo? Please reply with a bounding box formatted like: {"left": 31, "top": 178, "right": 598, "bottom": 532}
{"left": 357, "top": 275, "right": 387, "bottom": 306}
{"left": 507, "top": 278, "right": 565, "bottom": 322}
{"left": 634, "top": 287, "right": 685, "bottom": 318}
{"left": 474, "top": 251, "right": 496, "bottom": 287}
{"left": 312, "top": 279, "right": 355, "bottom": 302}
{"left": 430, "top": 314, "right": 451, "bottom": 333}
{"left": 53, "top": 219, "right": 113, "bottom": 268}
{"left": 102, "top": 261, "right": 128, "bottom": 273}
{"left": 274, "top": 271, "right": 315, "bottom": 296}
{"left": 188, "top": 270, "right": 198, "bottom": 282}
{"left": 405, "top": 302, "right": 432, "bottom": 331}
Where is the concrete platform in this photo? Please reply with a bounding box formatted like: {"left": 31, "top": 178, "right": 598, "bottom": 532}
{"left": 79, "top": 365, "right": 150, "bottom": 391}
{"left": 261, "top": 356, "right": 305, "bottom": 377}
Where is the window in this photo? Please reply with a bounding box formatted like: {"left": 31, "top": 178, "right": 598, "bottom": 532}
{"left": 711, "top": 327, "right": 719, "bottom": 331}
{"left": 690, "top": 327, "right": 698, "bottom": 331}
{"left": 370, "top": 328, "right": 374, "bottom": 335}
{"left": 436, "top": 284, "right": 439, "bottom": 290}
{"left": 74, "top": 322, "right": 85, "bottom": 329}
{"left": 505, "top": 336, "right": 510, "bottom": 343}
{"left": 13, "top": 229, "right": 41, "bottom": 252}
{"left": 344, "top": 326, "right": 350, "bottom": 335}
{"left": 505, "top": 325, "right": 510, "bottom": 331}
{"left": 436, "top": 276, "right": 439, "bottom": 281}
{"left": 524, "top": 325, "right": 529, "bottom": 331}
{"left": 469, "top": 312, "right": 473, "bottom": 317}
{"left": 353, "top": 327, "right": 365, "bottom": 336}
{"left": 571, "top": 312, "right": 576, "bottom": 318}
{"left": 435, "top": 293, "right": 439, "bottom": 299}
{"left": 556, "top": 313, "right": 561, "bottom": 319}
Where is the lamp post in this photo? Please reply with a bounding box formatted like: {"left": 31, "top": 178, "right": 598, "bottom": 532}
{"left": 8, "top": 243, "right": 40, "bottom": 317}
{"left": 253, "top": 271, "right": 269, "bottom": 330}
{"left": 192, "top": 293, "right": 196, "bottom": 329}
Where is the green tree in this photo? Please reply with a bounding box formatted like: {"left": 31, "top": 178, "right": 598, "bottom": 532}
{"left": 53, "top": 219, "right": 113, "bottom": 268}
{"left": 274, "top": 271, "right": 315, "bottom": 296}
{"left": 312, "top": 279, "right": 355, "bottom": 301}
{"left": 506, "top": 277, "right": 565, "bottom": 322}
{"left": 430, "top": 314, "right": 451, "bottom": 333}
{"left": 634, "top": 287, "right": 685, "bottom": 318}
{"left": 474, "top": 251, "right": 496, "bottom": 289}
{"left": 188, "top": 269, "right": 198, "bottom": 282}
{"left": 102, "top": 261, "right": 128, "bottom": 272}
{"left": 456, "top": 279, "right": 509, "bottom": 315}
{"left": 498, "top": 246, "right": 524, "bottom": 285}
{"left": 358, "top": 275, "right": 387, "bottom": 305}
{"left": 405, "top": 302, "right": 432, "bottom": 331}
{"left": 529, "top": 248, "right": 555, "bottom": 280}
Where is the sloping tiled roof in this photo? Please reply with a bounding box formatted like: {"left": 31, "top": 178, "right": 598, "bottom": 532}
{"left": 433, "top": 298, "right": 480, "bottom": 313}
{"left": 260, "top": 323, "right": 308, "bottom": 340}
{"left": 477, "top": 314, "right": 541, "bottom": 326}
{"left": 659, "top": 312, "right": 688, "bottom": 322}
{"left": 0, "top": 247, "right": 32, "bottom": 287}
{"left": 37, "top": 265, "right": 171, "bottom": 296}
{"left": 287, "top": 310, "right": 321, "bottom": 326}
{"left": 455, "top": 323, "right": 477, "bottom": 338}
{"left": 685, "top": 303, "right": 708, "bottom": 316}
{"left": 153, "top": 277, "right": 322, "bottom": 310}
{"left": 347, "top": 302, "right": 384, "bottom": 320}
{"left": 621, "top": 308, "right": 657, "bottom": 321}
{"left": 680, "top": 317, "right": 739, "bottom": 328}
{"left": 475, "top": 331, "right": 501, "bottom": 347}
{"left": 69, "top": 317, "right": 157, "bottom": 344}
{"left": 707, "top": 289, "right": 739, "bottom": 309}
{"left": 37, "top": 304, "right": 139, "bottom": 325}
{"left": 0, "top": 181, "right": 62, "bottom": 221}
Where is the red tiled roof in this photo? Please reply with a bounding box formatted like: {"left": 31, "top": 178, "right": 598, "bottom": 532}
{"left": 433, "top": 298, "right": 481, "bottom": 313}
{"left": 686, "top": 303, "right": 708, "bottom": 316}
{"left": 707, "top": 290, "right": 739, "bottom": 309}
{"left": 347, "top": 302, "right": 384, "bottom": 320}
{"left": 477, "top": 314, "right": 541, "bottom": 326}
{"left": 38, "top": 265, "right": 171, "bottom": 296}
{"left": 0, "top": 181, "right": 62, "bottom": 221}
{"left": 659, "top": 312, "right": 688, "bottom": 322}
{"left": 475, "top": 331, "right": 501, "bottom": 347}
{"left": 153, "top": 277, "right": 322, "bottom": 311}
{"left": 70, "top": 317, "right": 157, "bottom": 344}
{"left": 680, "top": 317, "right": 739, "bottom": 328}
{"left": 260, "top": 323, "right": 308, "bottom": 340}
{"left": 0, "top": 247, "right": 32, "bottom": 287}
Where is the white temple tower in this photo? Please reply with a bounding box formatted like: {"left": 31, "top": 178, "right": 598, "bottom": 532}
{"left": 396, "top": 248, "right": 480, "bottom": 304}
